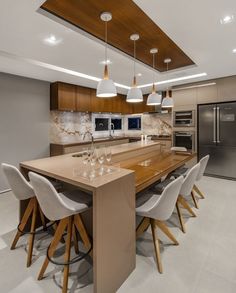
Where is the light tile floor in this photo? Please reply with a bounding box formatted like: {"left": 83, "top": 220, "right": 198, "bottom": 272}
{"left": 0, "top": 176, "right": 236, "bottom": 293}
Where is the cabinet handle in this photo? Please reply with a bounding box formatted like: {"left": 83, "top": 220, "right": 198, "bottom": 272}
{"left": 213, "top": 107, "right": 216, "bottom": 143}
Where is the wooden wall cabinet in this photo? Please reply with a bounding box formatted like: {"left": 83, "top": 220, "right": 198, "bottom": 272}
{"left": 51, "top": 82, "right": 77, "bottom": 111}
{"left": 131, "top": 95, "right": 155, "bottom": 114}
{"left": 76, "top": 86, "right": 91, "bottom": 112}
{"left": 50, "top": 81, "right": 155, "bottom": 114}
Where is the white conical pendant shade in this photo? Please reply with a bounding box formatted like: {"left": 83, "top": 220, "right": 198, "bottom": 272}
{"left": 162, "top": 95, "right": 174, "bottom": 108}
{"left": 126, "top": 87, "right": 143, "bottom": 103}
{"left": 96, "top": 78, "right": 117, "bottom": 98}
{"left": 147, "top": 92, "right": 162, "bottom": 105}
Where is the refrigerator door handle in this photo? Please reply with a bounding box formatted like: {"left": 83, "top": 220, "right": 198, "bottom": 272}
{"left": 213, "top": 107, "right": 217, "bottom": 143}
{"left": 217, "top": 107, "right": 221, "bottom": 143}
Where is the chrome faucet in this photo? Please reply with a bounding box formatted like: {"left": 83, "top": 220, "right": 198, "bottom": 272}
{"left": 109, "top": 123, "right": 115, "bottom": 138}
{"left": 83, "top": 130, "right": 94, "bottom": 145}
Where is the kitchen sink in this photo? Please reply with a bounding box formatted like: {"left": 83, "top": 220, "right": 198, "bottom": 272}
{"left": 72, "top": 152, "right": 83, "bottom": 158}
{"left": 94, "top": 137, "right": 112, "bottom": 141}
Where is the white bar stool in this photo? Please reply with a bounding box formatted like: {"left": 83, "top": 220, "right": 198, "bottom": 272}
{"left": 29, "top": 171, "right": 92, "bottom": 293}
{"left": 136, "top": 176, "right": 184, "bottom": 273}
{"left": 175, "top": 163, "right": 200, "bottom": 233}
{"left": 1, "top": 163, "right": 51, "bottom": 267}
{"left": 193, "top": 155, "right": 210, "bottom": 199}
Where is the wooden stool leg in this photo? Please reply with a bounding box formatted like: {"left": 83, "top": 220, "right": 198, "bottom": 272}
{"left": 62, "top": 216, "right": 73, "bottom": 293}
{"left": 193, "top": 184, "right": 205, "bottom": 199}
{"left": 136, "top": 217, "right": 150, "bottom": 239}
{"left": 38, "top": 218, "right": 68, "bottom": 280}
{"left": 39, "top": 206, "right": 47, "bottom": 230}
{"left": 191, "top": 191, "right": 199, "bottom": 209}
{"left": 155, "top": 220, "right": 179, "bottom": 245}
{"left": 27, "top": 198, "right": 38, "bottom": 267}
{"left": 74, "top": 214, "right": 91, "bottom": 250}
{"left": 176, "top": 202, "right": 186, "bottom": 233}
{"left": 151, "top": 219, "right": 163, "bottom": 273}
{"left": 11, "top": 198, "right": 35, "bottom": 250}
{"left": 72, "top": 224, "right": 79, "bottom": 254}
{"left": 178, "top": 195, "right": 197, "bottom": 217}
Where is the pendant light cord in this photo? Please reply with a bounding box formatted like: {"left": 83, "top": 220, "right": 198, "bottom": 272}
{"left": 132, "top": 39, "right": 138, "bottom": 87}
{"left": 166, "top": 61, "right": 169, "bottom": 92}
{"left": 105, "top": 20, "right": 108, "bottom": 63}
{"left": 133, "top": 39, "right": 136, "bottom": 80}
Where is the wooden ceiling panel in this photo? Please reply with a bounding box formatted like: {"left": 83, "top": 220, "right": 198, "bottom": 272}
{"left": 41, "top": 0, "right": 195, "bottom": 71}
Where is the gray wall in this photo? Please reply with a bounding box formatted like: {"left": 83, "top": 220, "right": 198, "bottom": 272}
{"left": 0, "top": 73, "right": 50, "bottom": 192}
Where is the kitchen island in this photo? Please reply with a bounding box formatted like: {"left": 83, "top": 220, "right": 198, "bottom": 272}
{"left": 20, "top": 141, "right": 195, "bottom": 293}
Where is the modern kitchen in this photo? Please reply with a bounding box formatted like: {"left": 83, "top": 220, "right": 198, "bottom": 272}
{"left": 0, "top": 1, "right": 236, "bottom": 293}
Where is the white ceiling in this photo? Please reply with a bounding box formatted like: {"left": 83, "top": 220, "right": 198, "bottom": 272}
{"left": 0, "top": 0, "right": 236, "bottom": 94}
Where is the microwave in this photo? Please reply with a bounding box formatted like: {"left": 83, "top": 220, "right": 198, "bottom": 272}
{"left": 174, "top": 110, "right": 195, "bottom": 127}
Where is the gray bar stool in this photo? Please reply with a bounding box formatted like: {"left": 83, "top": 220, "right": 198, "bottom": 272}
{"left": 136, "top": 176, "right": 184, "bottom": 273}
{"left": 193, "top": 155, "right": 210, "bottom": 199}
{"left": 1, "top": 163, "right": 51, "bottom": 267}
{"left": 175, "top": 163, "right": 200, "bottom": 233}
{"left": 29, "top": 171, "right": 92, "bottom": 293}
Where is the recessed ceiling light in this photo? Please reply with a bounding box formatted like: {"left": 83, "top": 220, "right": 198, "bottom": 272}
{"left": 44, "top": 35, "right": 62, "bottom": 46}
{"left": 137, "top": 73, "right": 142, "bottom": 77}
{"left": 233, "top": 48, "right": 236, "bottom": 53}
{"left": 220, "top": 15, "right": 234, "bottom": 24}
{"left": 99, "top": 59, "right": 112, "bottom": 65}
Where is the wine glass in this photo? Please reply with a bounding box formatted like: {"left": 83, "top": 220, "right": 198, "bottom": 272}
{"left": 105, "top": 147, "right": 112, "bottom": 172}
{"left": 88, "top": 148, "right": 97, "bottom": 179}
{"left": 82, "top": 148, "right": 89, "bottom": 177}
{"left": 96, "top": 146, "right": 105, "bottom": 175}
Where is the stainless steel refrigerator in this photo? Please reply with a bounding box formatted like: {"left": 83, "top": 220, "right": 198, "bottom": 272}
{"left": 198, "top": 101, "right": 236, "bottom": 179}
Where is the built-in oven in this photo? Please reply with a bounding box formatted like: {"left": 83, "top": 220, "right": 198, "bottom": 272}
{"left": 174, "top": 110, "right": 195, "bottom": 127}
{"left": 173, "top": 131, "right": 195, "bottom": 151}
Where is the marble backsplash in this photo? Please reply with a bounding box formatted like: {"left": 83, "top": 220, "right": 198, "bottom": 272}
{"left": 50, "top": 111, "right": 172, "bottom": 143}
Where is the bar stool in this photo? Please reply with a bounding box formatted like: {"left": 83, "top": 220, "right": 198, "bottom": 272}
{"left": 29, "top": 172, "right": 92, "bottom": 293}
{"left": 136, "top": 176, "right": 184, "bottom": 273}
{"left": 175, "top": 163, "right": 200, "bottom": 233}
{"left": 1, "top": 163, "right": 53, "bottom": 267}
{"left": 193, "top": 155, "right": 210, "bottom": 199}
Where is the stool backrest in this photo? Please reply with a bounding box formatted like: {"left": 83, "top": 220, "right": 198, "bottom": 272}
{"left": 29, "top": 172, "right": 71, "bottom": 221}
{"left": 147, "top": 176, "right": 184, "bottom": 221}
{"left": 180, "top": 163, "right": 200, "bottom": 196}
{"left": 171, "top": 147, "right": 187, "bottom": 152}
{"left": 1, "top": 163, "right": 34, "bottom": 200}
{"left": 196, "top": 155, "right": 210, "bottom": 181}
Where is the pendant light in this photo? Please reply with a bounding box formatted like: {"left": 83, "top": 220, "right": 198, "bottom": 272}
{"left": 126, "top": 34, "right": 143, "bottom": 103}
{"left": 96, "top": 12, "right": 117, "bottom": 98}
{"left": 147, "top": 48, "right": 162, "bottom": 105}
{"left": 162, "top": 58, "right": 174, "bottom": 108}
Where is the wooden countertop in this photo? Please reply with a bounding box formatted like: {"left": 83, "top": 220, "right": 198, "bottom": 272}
{"left": 50, "top": 136, "right": 130, "bottom": 147}
{"left": 21, "top": 141, "right": 195, "bottom": 193}
{"left": 50, "top": 136, "right": 171, "bottom": 147}
{"left": 21, "top": 141, "right": 160, "bottom": 191}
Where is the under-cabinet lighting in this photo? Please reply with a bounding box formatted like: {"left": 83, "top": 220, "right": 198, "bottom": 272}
{"left": 138, "top": 73, "right": 207, "bottom": 89}
{"left": 0, "top": 50, "right": 207, "bottom": 91}
{"left": 173, "top": 82, "right": 216, "bottom": 91}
